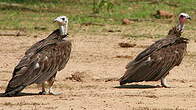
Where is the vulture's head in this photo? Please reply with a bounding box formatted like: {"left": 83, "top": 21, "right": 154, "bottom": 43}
{"left": 54, "top": 16, "right": 69, "bottom": 35}
{"left": 168, "top": 13, "right": 191, "bottom": 36}
{"left": 54, "top": 16, "right": 68, "bottom": 26}
{"left": 179, "top": 13, "right": 191, "bottom": 24}
{"left": 176, "top": 13, "right": 191, "bottom": 33}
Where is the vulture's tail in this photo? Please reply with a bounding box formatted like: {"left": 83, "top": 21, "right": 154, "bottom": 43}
{"left": 119, "top": 70, "right": 133, "bottom": 85}
{"left": 2, "top": 85, "right": 26, "bottom": 97}
{"left": 119, "top": 66, "right": 136, "bottom": 85}
{"left": 120, "top": 80, "right": 127, "bottom": 85}
{"left": 119, "top": 60, "right": 142, "bottom": 85}
{"left": 119, "top": 56, "right": 155, "bottom": 85}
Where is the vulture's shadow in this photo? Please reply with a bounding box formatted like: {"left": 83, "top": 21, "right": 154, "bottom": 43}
{"left": 114, "top": 84, "right": 159, "bottom": 89}
{"left": 0, "top": 92, "right": 39, "bottom": 97}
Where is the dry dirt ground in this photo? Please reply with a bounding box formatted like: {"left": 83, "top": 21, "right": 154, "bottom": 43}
{"left": 0, "top": 30, "right": 195, "bottom": 110}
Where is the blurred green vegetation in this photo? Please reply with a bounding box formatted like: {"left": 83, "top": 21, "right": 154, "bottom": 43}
{"left": 0, "top": 0, "right": 195, "bottom": 33}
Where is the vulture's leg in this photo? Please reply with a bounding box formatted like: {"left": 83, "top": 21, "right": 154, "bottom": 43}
{"left": 161, "top": 75, "right": 172, "bottom": 88}
{"left": 39, "top": 83, "right": 47, "bottom": 95}
{"left": 48, "top": 74, "right": 62, "bottom": 95}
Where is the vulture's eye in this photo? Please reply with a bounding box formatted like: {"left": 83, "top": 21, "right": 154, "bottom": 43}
{"left": 180, "top": 15, "right": 184, "bottom": 18}
{"left": 61, "top": 18, "right": 65, "bottom": 21}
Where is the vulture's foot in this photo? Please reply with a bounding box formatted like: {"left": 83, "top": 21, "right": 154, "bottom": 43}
{"left": 38, "top": 91, "right": 47, "bottom": 95}
{"left": 48, "top": 91, "right": 62, "bottom": 95}
{"left": 48, "top": 87, "right": 62, "bottom": 95}
{"left": 38, "top": 83, "right": 47, "bottom": 95}
{"left": 47, "top": 77, "right": 61, "bottom": 95}
{"left": 161, "top": 83, "right": 173, "bottom": 88}
{"left": 161, "top": 77, "right": 174, "bottom": 88}
{"left": 38, "top": 90, "right": 61, "bottom": 95}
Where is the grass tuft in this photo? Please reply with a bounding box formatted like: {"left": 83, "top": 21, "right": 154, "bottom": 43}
{"left": 0, "top": 0, "right": 195, "bottom": 39}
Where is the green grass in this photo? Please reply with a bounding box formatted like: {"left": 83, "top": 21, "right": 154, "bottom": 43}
{"left": 0, "top": 0, "right": 195, "bottom": 37}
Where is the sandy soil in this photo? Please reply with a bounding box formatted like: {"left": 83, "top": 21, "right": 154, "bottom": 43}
{"left": 0, "top": 31, "right": 195, "bottom": 110}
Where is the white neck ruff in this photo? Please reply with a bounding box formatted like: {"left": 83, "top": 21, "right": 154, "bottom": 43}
{"left": 59, "top": 20, "right": 68, "bottom": 35}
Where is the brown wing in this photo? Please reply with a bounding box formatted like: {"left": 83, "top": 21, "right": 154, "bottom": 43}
{"left": 120, "top": 37, "right": 188, "bottom": 85}
{"left": 127, "top": 36, "right": 179, "bottom": 67}
{"left": 25, "top": 29, "right": 60, "bottom": 55}
{"left": 4, "top": 39, "right": 71, "bottom": 96}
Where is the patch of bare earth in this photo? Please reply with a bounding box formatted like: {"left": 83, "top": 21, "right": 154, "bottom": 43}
{"left": 0, "top": 31, "right": 196, "bottom": 110}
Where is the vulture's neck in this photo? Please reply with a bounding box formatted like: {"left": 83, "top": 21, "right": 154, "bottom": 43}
{"left": 59, "top": 22, "right": 68, "bottom": 36}
{"left": 59, "top": 25, "right": 66, "bottom": 35}
{"left": 176, "top": 21, "right": 185, "bottom": 33}
{"left": 168, "top": 22, "right": 184, "bottom": 37}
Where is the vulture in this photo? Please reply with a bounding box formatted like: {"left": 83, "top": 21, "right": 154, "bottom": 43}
{"left": 3, "top": 16, "right": 71, "bottom": 96}
{"left": 120, "top": 13, "right": 191, "bottom": 87}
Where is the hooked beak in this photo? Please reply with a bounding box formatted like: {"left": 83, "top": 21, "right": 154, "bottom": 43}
{"left": 185, "top": 15, "right": 191, "bottom": 20}
{"left": 187, "top": 17, "right": 191, "bottom": 20}
{"left": 53, "top": 19, "right": 58, "bottom": 23}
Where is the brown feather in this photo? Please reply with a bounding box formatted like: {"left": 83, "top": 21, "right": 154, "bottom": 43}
{"left": 4, "top": 29, "right": 72, "bottom": 96}
{"left": 120, "top": 27, "right": 188, "bottom": 85}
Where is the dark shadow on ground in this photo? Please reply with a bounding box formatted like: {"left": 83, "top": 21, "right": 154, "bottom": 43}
{"left": 0, "top": 92, "right": 40, "bottom": 97}
{"left": 114, "top": 84, "right": 160, "bottom": 89}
